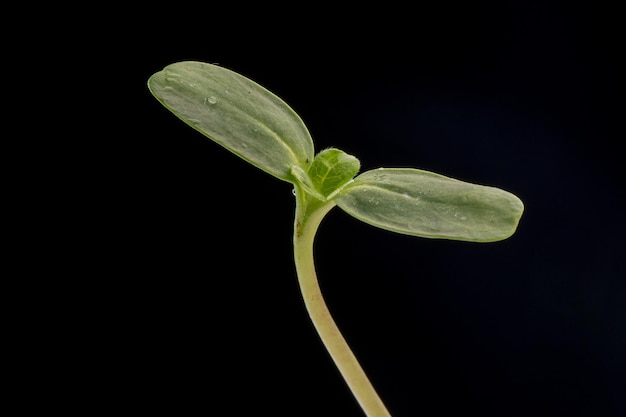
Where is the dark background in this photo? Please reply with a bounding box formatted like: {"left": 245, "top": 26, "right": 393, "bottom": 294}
{"left": 126, "top": 1, "right": 624, "bottom": 415}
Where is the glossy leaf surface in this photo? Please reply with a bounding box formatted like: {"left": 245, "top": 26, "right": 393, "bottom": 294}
{"left": 148, "top": 61, "right": 314, "bottom": 182}
{"left": 335, "top": 168, "right": 524, "bottom": 242}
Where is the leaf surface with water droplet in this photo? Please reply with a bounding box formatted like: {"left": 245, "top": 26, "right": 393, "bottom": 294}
{"left": 148, "top": 61, "right": 314, "bottom": 182}
{"left": 335, "top": 168, "right": 524, "bottom": 242}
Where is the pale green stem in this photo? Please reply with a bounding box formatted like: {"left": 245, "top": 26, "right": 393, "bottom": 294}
{"left": 293, "top": 187, "right": 392, "bottom": 417}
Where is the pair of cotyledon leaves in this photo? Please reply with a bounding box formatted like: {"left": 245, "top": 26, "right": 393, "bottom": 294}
{"left": 148, "top": 61, "right": 523, "bottom": 242}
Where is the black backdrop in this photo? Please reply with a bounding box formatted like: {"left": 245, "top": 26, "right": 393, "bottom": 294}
{"left": 128, "top": 2, "right": 625, "bottom": 416}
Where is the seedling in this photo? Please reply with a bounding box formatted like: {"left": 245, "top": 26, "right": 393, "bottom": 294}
{"left": 148, "top": 61, "right": 524, "bottom": 417}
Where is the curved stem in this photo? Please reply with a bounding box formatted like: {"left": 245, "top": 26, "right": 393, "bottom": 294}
{"left": 293, "top": 188, "right": 391, "bottom": 417}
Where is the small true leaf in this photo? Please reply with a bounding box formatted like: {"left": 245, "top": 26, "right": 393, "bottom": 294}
{"left": 335, "top": 168, "right": 524, "bottom": 242}
{"left": 290, "top": 165, "right": 326, "bottom": 200}
{"left": 148, "top": 61, "right": 314, "bottom": 182}
{"left": 308, "top": 148, "right": 360, "bottom": 199}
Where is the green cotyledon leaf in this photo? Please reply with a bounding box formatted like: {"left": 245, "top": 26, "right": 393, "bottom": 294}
{"left": 335, "top": 168, "right": 524, "bottom": 242}
{"left": 148, "top": 61, "right": 314, "bottom": 182}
